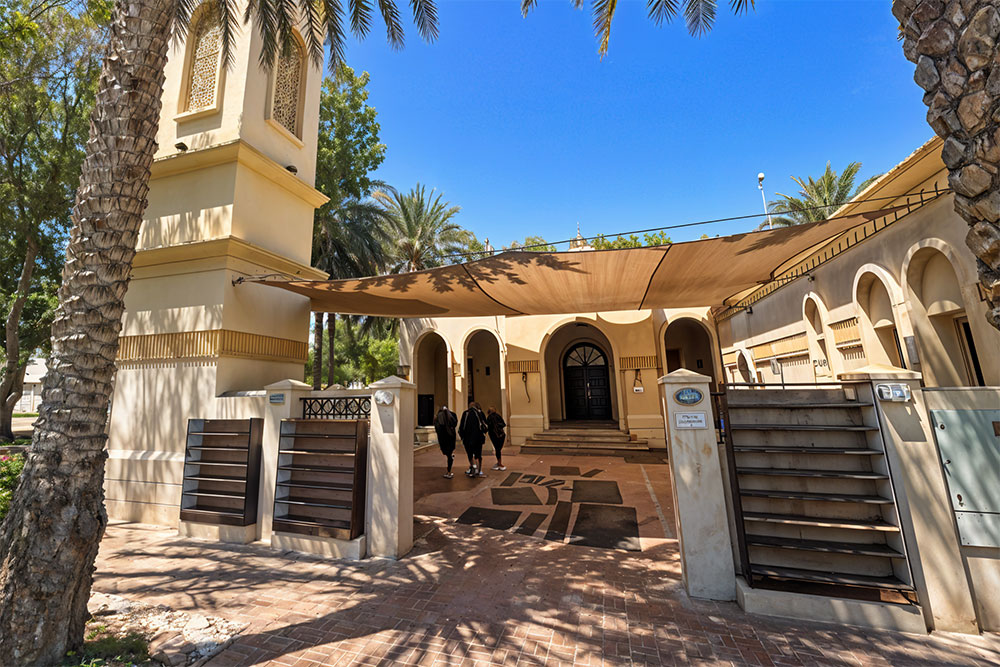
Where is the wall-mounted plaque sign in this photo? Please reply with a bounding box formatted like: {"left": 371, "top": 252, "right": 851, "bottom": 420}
{"left": 675, "top": 412, "right": 708, "bottom": 429}
{"left": 269, "top": 393, "right": 285, "bottom": 405}
{"left": 674, "top": 387, "right": 704, "bottom": 405}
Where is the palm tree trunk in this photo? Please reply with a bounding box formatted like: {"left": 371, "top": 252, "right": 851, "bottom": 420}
{"left": 894, "top": 0, "right": 1000, "bottom": 330}
{"left": 0, "top": 236, "right": 38, "bottom": 442}
{"left": 0, "top": 0, "right": 173, "bottom": 662}
{"left": 312, "top": 313, "right": 324, "bottom": 389}
{"left": 327, "top": 313, "right": 336, "bottom": 387}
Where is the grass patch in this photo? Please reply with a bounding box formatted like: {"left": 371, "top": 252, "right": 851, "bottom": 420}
{"left": 12, "top": 412, "right": 37, "bottom": 418}
{"left": 0, "top": 437, "right": 31, "bottom": 447}
{"left": 64, "top": 623, "right": 151, "bottom": 666}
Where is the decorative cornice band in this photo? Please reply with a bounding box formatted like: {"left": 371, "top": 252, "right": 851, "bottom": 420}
{"left": 118, "top": 329, "right": 307, "bottom": 364}
{"left": 507, "top": 360, "right": 539, "bottom": 374}
{"left": 619, "top": 355, "right": 658, "bottom": 370}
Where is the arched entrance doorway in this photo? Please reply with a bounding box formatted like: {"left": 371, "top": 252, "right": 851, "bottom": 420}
{"left": 464, "top": 330, "right": 503, "bottom": 414}
{"left": 663, "top": 318, "right": 717, "bottom": 387}
{"left": 413, "top": 331, "right": 449, "bottom": 426}
{"left": 562, "top": 343, "right": 612, "bottom": 420}
{"left": 543, "top": 321, "right": 621, "bottom": 426}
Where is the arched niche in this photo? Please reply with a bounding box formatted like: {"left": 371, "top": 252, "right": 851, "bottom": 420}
{"left": 663, "top": 318, "right": 717, "bottom": 388}
{"left": 412, "top": 330, "right": 450, "bottom": 426}
{"left": 736, "top": 351, "right": 753, "bottom": 383}
{"left": 855, "top": 270, "right": 905, "bottom": 369}
{"left": 905, "top": 246, "right": 985, "bottom": 386}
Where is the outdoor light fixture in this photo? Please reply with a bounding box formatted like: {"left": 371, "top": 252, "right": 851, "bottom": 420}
{"left": 746, "top": 306, "right": 753, "bottom": 315}
{"left": 175, "top": 141, "right": 188, "bottom": 152}
{"left": 757, "top": 172, "right": 772, "bottom": 229}
{"left": 285, "top": 164, "right": 298, "bottom": 174}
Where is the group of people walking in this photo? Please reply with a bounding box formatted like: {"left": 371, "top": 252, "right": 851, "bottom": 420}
{"left": 433, "top": 401, "right": 506, "bottom": 478}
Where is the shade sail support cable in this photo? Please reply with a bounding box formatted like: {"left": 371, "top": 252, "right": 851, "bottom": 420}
{"left": 460, "top": 264, "right": 526, "bottom": 315}
{"left": 638, "top": 246, "right": 672, "bottom": 311}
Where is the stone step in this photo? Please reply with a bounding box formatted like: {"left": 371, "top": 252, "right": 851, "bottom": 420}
{"left": 529, "top": 432, "right": 634, "bottom": 443}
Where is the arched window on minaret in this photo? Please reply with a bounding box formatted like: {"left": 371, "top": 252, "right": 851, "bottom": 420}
{"left": 182, "top": 4, "right": 223, "bottom": 112}
{"left": 269, "top": 36, "right": 305, "bottom": 138}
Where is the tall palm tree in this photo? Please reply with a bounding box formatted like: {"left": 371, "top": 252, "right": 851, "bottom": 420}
{"left": 759, "top": 162, "right": 879, "bottom": 229}
{"left": 894, "top": 0, "right": 1000, "bottom": 330}
{"left": 377, "top": 184, "right": 464, "bottom": 272}
{"left": 0, "top": 2, "right": 439, "bottom": 662}
{"left": 312, "top": 191, "right": 391, "bottom": 388}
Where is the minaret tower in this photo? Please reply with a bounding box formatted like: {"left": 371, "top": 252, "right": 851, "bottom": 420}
{"left": 106, "top": 4, "right": 327, "bottom": 526}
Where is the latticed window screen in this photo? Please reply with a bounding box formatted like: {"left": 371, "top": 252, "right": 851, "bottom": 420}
{"left": 271, "top": 42, "right": 303, "bottom": 136}
{"left": 184, "top": 6, "right": 222, "bottom": 111}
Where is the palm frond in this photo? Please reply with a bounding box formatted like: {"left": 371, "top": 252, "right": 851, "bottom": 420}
{"left": 409, "top": 0, "right": 439, "bottom": 42}
{"left": 592, "top": 0, "right": 617, "bottom": 56}
{"left": 647, "top": 0, "right": 678, "bottom": 25}
{"left": 300, "top": 0, "right": 327, "bottom": 65}
{"left": 349, "top": 0, "right": 373, "bottom": 37}
{"left": 377, "top": 0, "right": 405, "bottom": 49}
{"left": 520, "top": 0, "right": 538, "bottom": 17}
{"left": 684, "top": 0, "right": 716, "bottom": 36}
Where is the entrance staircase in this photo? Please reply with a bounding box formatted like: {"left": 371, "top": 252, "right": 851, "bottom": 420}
{"left": 723, "top": 385, "right": 916, "bottom": 603}
{"left": 522, "top": 422, "right": 648, "bottom": 455}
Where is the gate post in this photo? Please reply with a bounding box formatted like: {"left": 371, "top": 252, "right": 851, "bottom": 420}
{"left": 659, "top": 369, "right": 736, "bottom": 600}
{"left": 366, "top": 376, "right": 416, "bottom": 558}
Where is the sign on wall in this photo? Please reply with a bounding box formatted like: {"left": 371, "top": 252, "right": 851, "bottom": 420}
{"left": 674, "top": 388, "right": 703, "bottom": 405}
{"left": 675, "top": 412, "right": 708, "bottom": 429}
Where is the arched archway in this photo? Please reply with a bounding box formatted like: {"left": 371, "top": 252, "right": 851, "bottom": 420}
{"left": 463, "top": 329, "right": 504, "bottom": 415}
{"left": 412, "top": 331, "right": 450, "bottom": 426}
{"left": 904, "top": 246, "right": 985, "bottom": 386}
{"left": 855, "top": 271, "right": 905, "bottom": 368}
{"left": 663, "top": 318, "right": 717, "bottom": 388}
{"left": 804, "top": 295, "right": 833, "bottom": 379}
{"left": 542, "top": 322, "right": 621, "bottom": 425}
{"left": 562, "top": 343, "right": 612, "bottom": 420}
{"left": 736, "top": 351, "right": 753, "bottom": 383}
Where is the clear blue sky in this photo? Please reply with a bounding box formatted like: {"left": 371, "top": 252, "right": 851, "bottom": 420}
{"left": 341, "top": 0, "right": 931, "bottom": 246}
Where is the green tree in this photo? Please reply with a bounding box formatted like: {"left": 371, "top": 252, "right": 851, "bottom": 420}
{"left": 505, "top": 235, "right": 555, "bottom": 251}
{"left": 311, "top": 65, "right": 391, "bottom": 388}
{"left": 0, "top": 1, "right": 102, "bottom": 442}
{"left": 378, "top": 184, "right": 465, "bottom": 272}
{"left": 761, "top": 162, "right": 880, "bottom": 229}
{"left": 0, "top": 1, "right": 439, "bottom": 662}
{"left": 591, "top": 231, "right": 671, "bottom": 249}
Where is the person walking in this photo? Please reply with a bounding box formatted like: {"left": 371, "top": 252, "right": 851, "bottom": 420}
{"left": 459, "top": 400, "right": 487, "bottom": 477}
{"left": 486, "top": 407, "right": 507, "bottom": 471}
{"left": 433, "top": 405, "right": 458, "bottom": 478}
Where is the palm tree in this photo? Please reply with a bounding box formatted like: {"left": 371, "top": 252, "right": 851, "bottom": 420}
{"left": 894, "top": 1, "right": 1000, "bottom": 331}
{"left": 758, "top": 162, "right": 880, "bottom": 229}
{"left": 377, "top": 184, "right": 465, "bottom": 272}
{"left": 312, "top": 192, "right": 391, "bottom": 388}
{"left": 0, "top": 2, "right": 439, "bottom": 662}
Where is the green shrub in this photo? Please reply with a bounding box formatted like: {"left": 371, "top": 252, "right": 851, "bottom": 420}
{"left": 0, "top": 452, "right": 26, "bottom": 522}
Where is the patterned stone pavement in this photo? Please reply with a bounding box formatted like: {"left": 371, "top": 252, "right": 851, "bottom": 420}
{"left": 92, "top": 450, "right": 1000, "bottom": 666}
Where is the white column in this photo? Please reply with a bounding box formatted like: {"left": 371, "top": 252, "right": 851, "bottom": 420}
{"left": 366, "top": 375, "right": 416, "bottom": 558}
{"left": 259, "top": 379, "right": 313, "bottom": 542}
{"left": 659, "top": 369, "right": 736, "bottom": 600}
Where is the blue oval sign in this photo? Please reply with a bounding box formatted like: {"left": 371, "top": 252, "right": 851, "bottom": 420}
{"left": 674, "top": 387, "right": 704, "bottom": 405}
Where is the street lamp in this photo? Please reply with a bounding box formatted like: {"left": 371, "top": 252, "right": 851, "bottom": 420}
{"left": 758, "top": 172, "right": 772, "bottom": 230}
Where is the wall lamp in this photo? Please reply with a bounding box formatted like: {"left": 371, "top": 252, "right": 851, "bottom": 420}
{"left": 285, "top": 164, "right": 298, "bottom": 174}
{"left": 174, "top": 141, "right": 188, "bottom": 152}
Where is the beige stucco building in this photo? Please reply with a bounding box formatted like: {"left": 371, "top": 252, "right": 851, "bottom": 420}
{"left": 401, "top": 138, "right": 998, "bottom": 451}
{"left": 99, "top": 2, "right": 1000, "bottom": 637}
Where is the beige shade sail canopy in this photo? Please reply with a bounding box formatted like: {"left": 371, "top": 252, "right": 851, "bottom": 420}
{"left": 256, "top": 209, "right": 899, "bottom": 317}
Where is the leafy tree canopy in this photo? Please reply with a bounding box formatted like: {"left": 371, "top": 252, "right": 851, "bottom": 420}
{"left": 591, "top": 230, "right": 672, "bottom": 249}
{"left": 505, "top": 235, "right": 556, "bottom": 252}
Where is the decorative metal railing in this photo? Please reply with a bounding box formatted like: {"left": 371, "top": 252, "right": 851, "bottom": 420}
{"left": 301, "top": 395, "right": 371, "bottom": 420}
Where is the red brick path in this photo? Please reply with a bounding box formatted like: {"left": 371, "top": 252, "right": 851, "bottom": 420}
{"left": 94, "top": 518, "right": 1000, "bottom": 666}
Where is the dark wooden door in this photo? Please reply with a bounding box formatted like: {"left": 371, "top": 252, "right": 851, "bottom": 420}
{"left": 563, "top": 344, "right": 612, "bottom": 420}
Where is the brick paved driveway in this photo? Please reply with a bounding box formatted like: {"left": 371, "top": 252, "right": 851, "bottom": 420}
{"left": 95, "top": 515, "right": 1000, "bottom": 665}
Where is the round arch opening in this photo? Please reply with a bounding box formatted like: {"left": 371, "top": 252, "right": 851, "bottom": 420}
{"left": 543, "top": 322, "right": 620, "bottom": 425}
{"left": 413, "top": 331, "right": 449, "bottom": 426}
{"left": 856, "top": 272, "right": 905, "bottom": 369}
{"left": 663, "top": 318, "right": 717, "bottom": 387}
{"left": 464, "top": 330, "right": 503, "bottom": 415}
{"left": 905, "top": 247, "right": 985, "bottom": 386}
